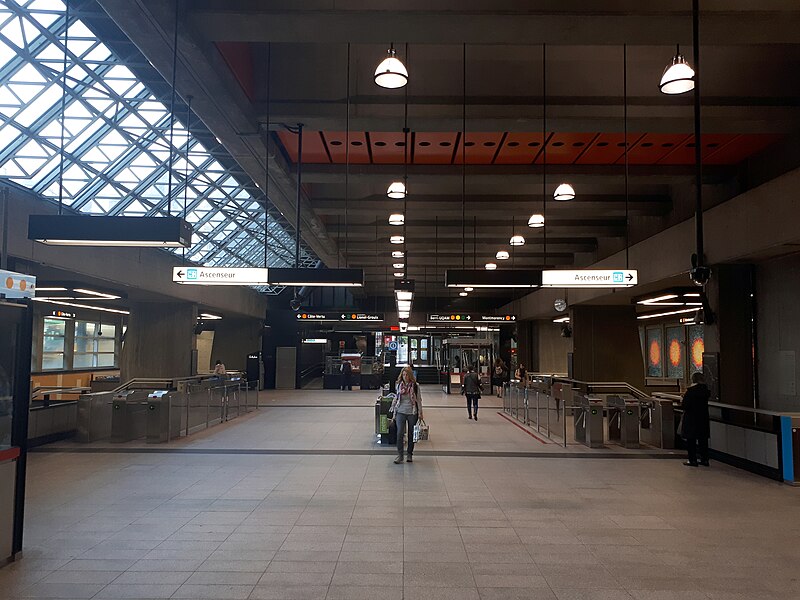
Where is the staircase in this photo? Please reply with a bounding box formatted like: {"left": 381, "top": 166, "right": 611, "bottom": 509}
{"left": 415, "top": 365, "right": 441, "bottom": 385}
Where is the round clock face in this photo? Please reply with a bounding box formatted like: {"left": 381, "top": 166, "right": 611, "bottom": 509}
{"left": 554, "top": 298, "right": 567, "bottom": 312}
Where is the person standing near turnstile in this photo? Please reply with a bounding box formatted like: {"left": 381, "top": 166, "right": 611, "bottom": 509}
{"left": 340, "top": 360, "right": 353, "bottom": 391}
{"left": 681, "top": 371, "right": 711, "bottom": 467}
{"left": 462, "top": 365, "right": 482, "bottom": 421}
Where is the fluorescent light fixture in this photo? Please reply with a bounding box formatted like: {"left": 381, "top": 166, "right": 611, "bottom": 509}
{"left": 74, "top": 288, "right": 121, "bottom": 299}
{"left": 28, "top": 215, "right": 191, "bottom": 247}
{"left": 446, "top": 269, "right": 541, "bottom": 288}
{"left": 392, "top": 251, "right": 404, "bottom": 258}
{"left": 32, "top": 298, "right": 130, "bottom": 315}
{"left": 459, "top": 291, "right": 468, "bottom": 297}
{"left": 510, "top": 234, "right": 525, "bottom": 246}
{"left": 637, "top": 307, "right": 698, "bottom": 320}
{"left": 199, "top": 313, "right": 223, "bottom": 320}
{"left": 389, "top": 213, "right": 405, "bottom": 226}
{"left": 686, "top": 302, "right": 703, "bottom": 306}
{"left": 36, "top": 287, "right": 68, "bottom": 292}
{"left": 659, "top": 51, "right": 695, "bottom": 95}
{"left": 485, "top": 262, "right": 497, "bottom": 270}
{"left": 398, "top": 311, "right": 410, "bottom": 319}
{"left": 268, "top": 268, "right": 364, "bottom": 287}
{"left": 303, "top": 338, "right": 328, "bottom": 344}
{"left": 496, "top": 250, "right": 510, "bottom": 260}
{"left": 397, "top": 300, "right": 412, "bottom": 310}
{"left": 390, "top": 235, "right": 404, "bottom": 244}
{"left": 553, "top": 316, "right": 570, "bottom": 323}
{"left": 637, "top": 294, "right": 679, "bottom": 305}
{"left": 393, "top": 263, "right": 404, "bottom": 269}
{"left": 394, "top": 272, "right": 404, "bottom": 277}
{"left": 395, "top": 291, "right": 413, "bottom": 301}
{"left": 374, "top": 46, "right": 408, "bottom": 89}
{"left": 528, "top": 213, "right": 545, "bottom": 228}
{"left": 684, "top": 293, "right": 701, "bottom": 297}
{"left": 553, "top": 183, "right": 576, "bottom": 201}
{"left": 386, "top": 181, "right": 407, "bottom": 199}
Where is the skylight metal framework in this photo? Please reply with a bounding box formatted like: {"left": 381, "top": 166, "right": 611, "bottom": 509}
{"left": 0, "top": 0, "right": 318, "bottom": 293}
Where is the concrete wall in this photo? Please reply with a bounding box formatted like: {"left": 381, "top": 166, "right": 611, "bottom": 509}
{"left": 537, "top": 321, "right": 569, "bottom": 374}
{"left": 210, "top": 318, "right": 263, "bottom": 372}
{"left": 757, "top": 254, "right": 800, "bottom": 412}
{"left": 120, "top": 302, "right": 197, "bottom": 380}
{"left": 196, "top": 331, "right": 214, "bottom": 373}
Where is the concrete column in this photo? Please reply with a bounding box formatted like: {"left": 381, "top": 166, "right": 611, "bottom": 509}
{"left": 210, "top": 317, "right": 263, "bottom": 372}
{"left": 120, "top": 302, "right": 197, "bottom": 381}
{"left": 531, "top": 319, "right": 570, "bottom": 374}
{"left": 263, "top": 310, "right": 300, "bottom": 389}
{"left": 704, "top": 264, "right": 756, "bottom": 407}
{"left": 570, "top": 305, "right": 645, "bottom": 388}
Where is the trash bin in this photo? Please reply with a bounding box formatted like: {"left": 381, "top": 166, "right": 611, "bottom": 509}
{"left": 607, "top": 395, "right": 640, "bottom": 449}
{"left": 110, "top": 391, "right": 146, "bottom": 443}
{"left": 146, "top": 391, "right": 181, "bottom": 443}
{"left": 375, "top": 389, "right": 396, "bottom": 445}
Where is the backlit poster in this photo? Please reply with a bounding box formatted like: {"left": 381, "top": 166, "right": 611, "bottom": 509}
{"left": 666, "top": 326, "right": 685, "bottom": 379}
{"left": 688, "top": 325, "right": 704, "bottom": 373}
{"left": 646, "top": 327, "right": 664, "bottom": 378}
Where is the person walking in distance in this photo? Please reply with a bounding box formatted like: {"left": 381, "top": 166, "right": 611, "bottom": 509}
{"left": 682, "top": 371, "right": 711, "bottom": 467}
{"left": 340, "top": 360, "right": 353, "bottom": 391}
{"left": 389, "top": 366, "right": 423, "bottom": 464}
{"left": 492, "top": 359, "right": 505, "bottom": 398}
{"left": 462, "top": 365, "right": 482, "bottom": 420}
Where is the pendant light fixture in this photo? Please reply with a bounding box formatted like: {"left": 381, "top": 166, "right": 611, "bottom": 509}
{"left": 509, "top": 235, "right": 525, "bottom": 246}
{"left": 374, "top": 44, "right": 408, "bottom": 89}
{"left": 29, "top": 0, "right": 191, "bottom": 248}
{"left": 393, "top": 263, "right": 404, "bottom": 269}
{"left": 553, "top": 183, "right": 576, "bottom": 201}
{"left": 386, "top": 180, "right": 407, "bottom": 199}
{"left": 459, "top": 291, "right": 468, "bottom": 297}
{"left": 496, "top": 250, "right": 510, "bottom": 260}
{"left": 528, "top": 214, "right": 544, "bottom": 228}
{"left": 390, "top": 235, "right": 404, "bottom": 244}
{"left": 392, "top": 250, "right": 404, "bottom": 258}
{"left": 485, "top": 262, "right": 497, "bottom": 270}
{"left": 659, "top": 45, "right": 695, "bottom": 95}
{"left": 388, "top": 213, "right": 404, "bottom": 226}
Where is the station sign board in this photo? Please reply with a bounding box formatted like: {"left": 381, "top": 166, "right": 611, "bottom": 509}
{"left": 1, "top": 269, "right": 36, "bottom": 298}
{"left": 295, "top": 311, "right": 384, "bottom": 322}
{"left": 541, "top": 269, "right": 638, "bottom": 288}
{"left": 50, "top": 310, "right": 76, "bottom": 319}
{"left": 173, "top": 267, "right": 269, "bottom": 285}
{"left": 427, "top": 313, "right": 517, "bottom": 323}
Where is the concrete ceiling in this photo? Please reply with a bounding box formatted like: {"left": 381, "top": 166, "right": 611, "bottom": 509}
{"left": 95, "top": 0, "right": 800, "bottom": 303}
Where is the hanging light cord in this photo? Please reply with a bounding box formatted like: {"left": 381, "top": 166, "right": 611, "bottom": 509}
{"left": 542, "top": 43, "right": 547, "bottom": 268}
{"left": 264, "top": 42, "right": 271, "bottom": 269}
{"left": 624, "top": 44, "right": 630, "bottom": 270}
{"left": 345, "top": 43, "right": 350, "bottom": 267}
{"left": 56, "top": 1, "right": 70, "bottom": 215}
{"left": 461, "top": 43, "right": 466, "bottom": 268}
{"left": 403, "top": 42, "right": 409, "bottom": 280}
{"left": 166, "top": 0, "right": 180, "bottom": 217}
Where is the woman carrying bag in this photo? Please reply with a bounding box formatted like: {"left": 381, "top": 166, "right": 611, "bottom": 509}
{"left": 389, "top": 366, "right": 423, "bottom": 464}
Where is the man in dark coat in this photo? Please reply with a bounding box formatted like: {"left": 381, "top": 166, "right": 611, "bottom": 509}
{"left": 340, "top": 360, "right": 353, "bottom": 391}
{"left": 682, "top": 371, "right": 711, "bottom": 466}
{"left": 462, "top": 365, "right": 482, "bottom": 420}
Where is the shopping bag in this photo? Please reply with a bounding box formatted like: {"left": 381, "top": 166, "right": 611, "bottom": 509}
{"left": 413, "top": 419, "right": 429, "bottom": 442}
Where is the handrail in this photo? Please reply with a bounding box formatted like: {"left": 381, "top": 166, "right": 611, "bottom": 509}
{"left": 548, "top": 377, "right": 651, "bottom": 401}
{"left": 32, "top": 385, "right": 90, "bottom": 400}
{"left": 652, "top": 392, "right": 800, "bottom": 418}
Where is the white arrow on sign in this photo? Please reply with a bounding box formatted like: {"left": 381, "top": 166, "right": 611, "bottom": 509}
{"left": 541, "top": 269, "right": 638, "bottom": 288}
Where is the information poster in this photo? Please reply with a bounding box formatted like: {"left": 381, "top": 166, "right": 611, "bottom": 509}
{"left": 646, "top": 327, "right": 664, "bottom": 378}
{"left": 666, "top": 326, "right": 685, "bottom": 379}
{"left": 688, "top": 325, "right": 704, "bottom": 373}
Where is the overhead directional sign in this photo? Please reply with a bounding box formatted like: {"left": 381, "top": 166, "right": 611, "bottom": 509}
{"left": 295, "top": 311, "right": 384, "bottom": 322}
{"left": 173, "top": 267, "right": 269, "bottom": 285}
{"left": 428, "top": 313, "right": 517, "bottom": 323}
{"left": 541, "top": 269, "right": 638, "bottom": 288}
{"left": 1, "top": 269, "right": 36, "bottom": 298}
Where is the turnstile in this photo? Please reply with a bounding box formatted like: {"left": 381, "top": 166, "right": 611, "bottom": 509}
{"left": 110, "top": 391, "right": 147, "bottom": 442}
{"left": 607, "top": 395, "right": 640, "bottom": 449}
{"left": 640, "top": 397, "right": 676, "bottom": 449}
{"left": 574, "top": 394, "right": 604, "bottom": 448}
{"left": 146, "top": 391, "right": 182, "bottom": 443}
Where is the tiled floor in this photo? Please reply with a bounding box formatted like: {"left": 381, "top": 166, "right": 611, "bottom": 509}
{"left": 3, "top": 388, "right": 800, "bottom": 599}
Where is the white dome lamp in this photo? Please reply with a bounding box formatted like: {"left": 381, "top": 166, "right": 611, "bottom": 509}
{"left": 659, "top": 46, "right": 695, "bottom": 95}
{"left": 388, "top": 213, "right": 404, "bottom": 226}
{"left": 496, "top": 250, "right": 510, "bottom": 260}
{"left": 528, "top": 213, "right": 545, "bottom": 228}
{"left": 374, "top": 45, "right": 408, "bottom": 89}
{"left": 386, "top": 180, "right": 407, "bottom": 199}
{"left": 510, "top": 234, "right": 525, "bottom": 246}
{"left": 485, "top": 262, "right": 497, "bottom": 270}
{"left": 553, "top": 183, "right": 575, "bottom": 201}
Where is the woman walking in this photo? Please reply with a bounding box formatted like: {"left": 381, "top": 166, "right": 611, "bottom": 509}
{"left": 389, "top": 366, "right": 423, "bottom": 464}
{"left": 492, "top": 359, "right": 506, "bottom": 398}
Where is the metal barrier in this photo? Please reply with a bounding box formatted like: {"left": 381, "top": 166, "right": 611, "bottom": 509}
{"left": 607, "top": 395, "right": 640, "bottom": 449}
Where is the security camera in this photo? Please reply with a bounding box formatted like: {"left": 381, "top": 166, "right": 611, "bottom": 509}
{"left": 289, "top": 297, "right": 302, "bottom": 311}
{"left": 560, "top": 324, "right": 572, "bottom": 338}
{"left": 689, "top": 266, "right": 711, "bottom": 287}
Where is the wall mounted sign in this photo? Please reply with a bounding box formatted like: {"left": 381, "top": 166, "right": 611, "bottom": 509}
{"left": 173, "top": 267, "right": 269, "bottom": 285}
{"left": 427, "top": 313, "right": 517, "bottom": 323}
{"left": 541, "top": 269, "right": 638, "bottom": 288}
{"left": 50, "top": 310, "right": 76, "bottom": 319}
{"left": 1, "top": 269, "right": 36, "bottom": 298}
{"left": 295, "top": 311, "right": 383, "bottom": 322}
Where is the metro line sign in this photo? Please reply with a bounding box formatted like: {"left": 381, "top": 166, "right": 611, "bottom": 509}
{"left": 541, "top": 269, "right": 638, "bottom": 288}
